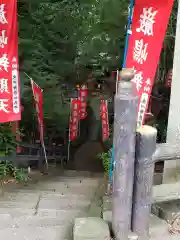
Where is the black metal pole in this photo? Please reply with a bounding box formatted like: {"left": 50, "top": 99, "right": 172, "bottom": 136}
{"left": 112, "top": 68, "right": 138, "bottom": 240}
{"left": 132, "top": 125, "right": 157, "bottom": 239}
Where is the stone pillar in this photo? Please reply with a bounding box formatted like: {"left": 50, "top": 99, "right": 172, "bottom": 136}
{"left": 132, "top": 125, "right": 157, "bottom": 240}
{"left": 164, "top": 0, "right": 180, "bottom": 183}
{"left": 112, "top": 68, "right": 138, "bottom": 240}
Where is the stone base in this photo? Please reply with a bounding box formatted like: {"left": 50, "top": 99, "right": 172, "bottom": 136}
{"left": 152, "top": 200, "right": 180, "bottom": 222}
{"left": 73, "top": 217, "right": 110, "bottom": 240}
{"left": 102, "top": 195, "right": 180, "bottom": 239}
{"left": 87, "top": 202, "right": 102, "bottom": 217}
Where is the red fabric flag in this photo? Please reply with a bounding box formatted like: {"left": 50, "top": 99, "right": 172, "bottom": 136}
{"left": 100, "top": 100, "right": 109, "bottom": 141}
{"left": 0, "top": 0, "right": 21, "bottom": 122}
{"left": 126, "top": 0, "right": 173, "bottom": 127}
{"left": 111, "top": 71, "right": 115, "bottom": 78}
{"left": 69, "top": 99, "right": 81, "bottom": 141}
{"left": 31, "top": 80, "right": 44, "bottom": 144}
{"left": 78, "top": 85, "right": 88, "bottom": 119}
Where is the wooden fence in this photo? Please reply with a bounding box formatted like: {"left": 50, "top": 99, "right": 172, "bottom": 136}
{"left": 0, "top": 142, "right": 66, "bottom": 170}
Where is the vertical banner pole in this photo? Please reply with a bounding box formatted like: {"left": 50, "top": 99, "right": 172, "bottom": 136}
{"left": 107, "top": 148, "right": 114, "bottom": 194}
{"left": 42, "top": 137, "right": 48, "bottom": 169}
{"left": 29, "top": 75, "right": 48, "bottom": 169}
{"left": 78, "top": 91, "right": 81, "bottom": 138}
{"left": 67, "top": 99, "right": 72, "bottom": 162}
{"left": 67, "top": 139, "right": 70, "bottom": 162}
{"left": 116, "top": 70, "right": 119, "bottom": 94}
{"left": 78, "top": 118, "right": 81, "bottom": 137}
{"left": 108, "top": 70, "right": 119, "bottom": 193}
{"left": 105, "top": 99, "right": 111, "bottom": 192}
{"left": 122, "top": 0, "right": 134, "bottom": 68}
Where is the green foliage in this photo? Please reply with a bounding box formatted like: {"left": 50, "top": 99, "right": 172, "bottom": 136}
{"left": 157, "top": 0, "right": 177, "bottom": 82}
{"left": 77, "top": 0, "right": 128, "bottom": 72}
{"left": 13, "top": 167, "right": 26, "bottom": 181}
{"left": 0, "top": 123, "right": 25, "bottom": 181}
{"left": 98, "top": 150, "right": 111, "bottom": 176}
{"left": 0, "top": 124, "right": 17, "bottom": 156}
{"left": 17, "top": 0, "right": 128, "bottom": 139}
{"left": 0, "top": 161, "right": 25, "bottom": 181}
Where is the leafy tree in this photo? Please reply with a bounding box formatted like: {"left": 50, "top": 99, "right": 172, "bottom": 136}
{"left": 17, "top": 0, "right": 128, "bottom": 142}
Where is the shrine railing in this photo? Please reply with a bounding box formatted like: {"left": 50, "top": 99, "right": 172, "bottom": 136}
{"left": 0, "top": 142, "right": 67, "bottom": 170}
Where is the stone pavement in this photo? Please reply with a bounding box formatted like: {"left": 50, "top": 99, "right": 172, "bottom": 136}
{"left": 0, "top": 170, "right": 104, "bottom": 240}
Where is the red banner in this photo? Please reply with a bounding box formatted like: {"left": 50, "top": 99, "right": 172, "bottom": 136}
{"left": 100, "top": 100, "right": 109, "bottom": 141}
{"left": 0, "top": 0, "right": 21, "bottom": 122}
{"left": 165, "top": 69, "right": 172, "bottom": 88}
{"left": 78, "top": 85, "right": 88, "bottom": 119}
{"left": 126, "top": 0, "right": 173, "bottom": 127}
{"left": 31, "top": 80, "right": 44, "bottom": 143}
{"left": 69, "top": 99, "right": 81, "bottom": 141}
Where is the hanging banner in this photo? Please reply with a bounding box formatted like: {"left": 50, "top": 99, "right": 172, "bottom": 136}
{"left": 31, "top": 79, "right": 48, "bottom": 168}
{"left": 165, "top": 69, "right": 172, "bottom": 88}
{"left": 69, "top": 99, "right": 81, "bottom": 141}
{"left": 100, "top": 100, "right": 109, "bottom": 141}
{"left": 111, "top": 71, "right": 115, "bottom": 78}
{"left": 126, "top": 0, "right": 173, "bottom": 127}
{"left": 0, "top": 0, "right": 21, "bottom": 122}
{"left": 78, "top": 85, "right": 88, "bottom": 119}
{"left": 31, "top": 80, "right": 44, "bottom": 143}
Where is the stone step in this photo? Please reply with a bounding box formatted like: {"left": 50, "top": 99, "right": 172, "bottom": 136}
{"left": 37, "top": 209, "right": 87, "bottom": 218}
{"left": 61, "top": 170, "right": 101, "bottom": 178}
{"left": 0, "top": 192, "right": 92, "bottom": 204}
{"left": 32, "top": 186, "right": 96, "bottom": 196}
{"left": 41, "top": 192, "right": 92, "bottom": 201}
{"left": 51, "top": 176, "right": 101, "bottom": 184}
{"left": 0, "top": 190, "right": 91, "bottom": 203}
{"left": 150, "top": 214, "right": 169, "bottom": 235}
{"left": 0, "top": 189, "right": 93, "bottom": 212}
{"left": 153, "top": 199, "right": 180, "bottom": 222}
{"left": 0, "top": 207, "right": 87, "bottom": 219}
{"left": 0, "top": 226, "right": 71, "bottom": 240}
{"left": 0, "top": 200, "right": 37, "bottom": 209}
{"left": 74, "top": 217, "right": 110, "bottom": 240}
{"left": 0, "top": 192, "right": 40, "bottom": 203}
{"left": 0, "top": 199, "right": 90, "bottom": 212}
{"left": 149, "top": 214, "right": 179, "bottom": 240}
{"left": 0, "top": 208, "right": 35, "bottom": 217}
{"left": 6, "top": 186, "right": 96, "bottom": 197}
{"left": 38, "top": 197, "right": 91, "bottom": 210}
{"left": 102, "top": 182, "right": 180, "bottom": 208}
{"left": 152, "top": 182, "right": 180, "bottom": 203}
{"left": 35, "top": 181, "right": 99, "bottom": 191}
{"left": 0, "top": 213, "right": 86, "bottom": 229}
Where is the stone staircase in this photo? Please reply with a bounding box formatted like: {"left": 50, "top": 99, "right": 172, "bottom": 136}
{"left": 0, "top": 170, "right": 104, "bottom": 240}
